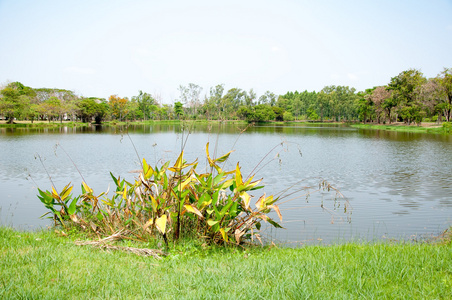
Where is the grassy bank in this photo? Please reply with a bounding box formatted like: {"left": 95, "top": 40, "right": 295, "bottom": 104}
{"left": 0, "top": 120, "right": 91, "bottom": 128}
{"left": 0, "top": 119, "right": 250, "bottom": 128}
{"left": 1, "top": 227, "right": 451, "bottom": 299}
{"left": 350, "top": 122, "right": 451, "bottom": 134}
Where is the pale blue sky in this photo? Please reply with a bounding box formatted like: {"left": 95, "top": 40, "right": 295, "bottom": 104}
{"left": 1, "top": 0, "right": 451, "bottom": 103}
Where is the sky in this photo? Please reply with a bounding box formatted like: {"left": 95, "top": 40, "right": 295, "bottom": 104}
{"left": 1, "top": 0, "right": 451, "bottom": 103}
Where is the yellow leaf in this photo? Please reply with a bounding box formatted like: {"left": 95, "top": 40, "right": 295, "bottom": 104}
{"left": 207, "top": 219, "right": 219, "bottom": 226}
{"left": 184, "top": 204, "right": 203, "bottom": 218}
{"left": 143, "top": 158, "right": 154, "bottom": 179}
{"left": 246, "top": 178, "right": 262, "bottom": 190}
{"left": 214, "top": 150, "right": 234, "bottom": 163}
{"left": 206, "top": 143, "right": 215, "bottom": 167}
{"left": 150, "top": 195, "right": 158, "bottom": 212}
{"left": 221, "top": 179, "right": 234, "bottom": 189}
{"left": 265, "top": 195, "right": 274, "bottom": 206}
{"left": 122, "top": 186, "right": 127, "bottom": 200}
{"left": 155, "top": 215, "right": 167, "bottom": 234}
{"left": 169, "top": 151, "right": 184, "bottom": 171}
{"left": 256, "top": 194, "right": 266, "bottom": 210}
{"left": 60, "top": 183, "right": 73, "bottom": 200}
{"left": 240, "top": 192, "right": 251, "bottom": 211}
{"left": 220, "top": 228, "right": 228, "bottom": 242}
{"left": 51, "top": 186, "right": 59, "bottom": 198}
{"left": 179, "top": 176, "right": 193, "bottom": 191}
{"left": 235, "top": 163, "right": 243, "bottom": 187}
{"left": 82, "top": 182, "right": 93, "bottom": 194}
{"left": 199, "top": 199, "right": 212, "bottom": 211}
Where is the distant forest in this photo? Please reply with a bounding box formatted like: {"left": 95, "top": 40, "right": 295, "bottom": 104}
{"left": 1, "top": 68, "right": 451, "bottom": 124}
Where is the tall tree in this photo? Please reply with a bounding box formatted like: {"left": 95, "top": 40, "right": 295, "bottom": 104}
{"left": 42, "top": 97, "right": 63, "bottom": 122}
{"left": 258, "top": 91, "right": 276, "bottom": 106}
{"left": 387, "top": 69, "right": 426, "bottom": 124}
{"left": 77, "top": 98, "right": 108, "bottom": 123}
{"left": 0, "top": 83, "right": 31, "bottom": 123}
{"left": 221, "top": 88, "right": 247, "bottom": 119}
{"left": 132, "top": 90, "right": 157, "bottom": 120}
{"left": 178, "top": 83, "right": 202, "bottom": 117}
{"left": 437, "top": 68, "right": 452, "bottom": 122}
{"left": 174, "top": 101, "right": 184, "bottom": 119}
{"left": 108, "top": 95, "right": 128, "bottom": 121}
{"left": 369, "top": 86, "right": 391, "bottom": 123}
{"left": 204, "top": 84, "right": 224, "bottom": 120}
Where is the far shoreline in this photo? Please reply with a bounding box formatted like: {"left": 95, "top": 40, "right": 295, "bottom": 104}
{"left": 1, "top": 119, "right": 450, "bottom": 135}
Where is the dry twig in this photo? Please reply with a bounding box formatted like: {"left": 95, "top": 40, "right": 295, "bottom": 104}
{"left": 75, "top": 230, "right": 167, "bottom": 259}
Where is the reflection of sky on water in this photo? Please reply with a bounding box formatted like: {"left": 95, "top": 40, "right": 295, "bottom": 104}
{"left": 1, "top": 124, "right": 452, "bottom": 244}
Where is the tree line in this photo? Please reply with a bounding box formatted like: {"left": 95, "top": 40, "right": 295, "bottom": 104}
{"left": 1, "top": 68, "right": 451, "bottom": 124}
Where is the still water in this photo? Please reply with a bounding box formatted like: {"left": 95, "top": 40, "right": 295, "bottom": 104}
{"left": 1, "top": 123, "right": 451, "bottom": 245}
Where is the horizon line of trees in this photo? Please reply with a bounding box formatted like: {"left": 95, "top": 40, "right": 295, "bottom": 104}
{"left": 1, "top": 67, "right": 451, "bottom": 125}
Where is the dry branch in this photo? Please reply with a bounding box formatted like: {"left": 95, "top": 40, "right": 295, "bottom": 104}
{"left": 74, "top": 230, "right": 167, "bottom": 259}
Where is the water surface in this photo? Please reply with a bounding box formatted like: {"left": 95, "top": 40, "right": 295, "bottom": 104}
{"left": 1, "top": 123, "right": 451, "bottom": 245}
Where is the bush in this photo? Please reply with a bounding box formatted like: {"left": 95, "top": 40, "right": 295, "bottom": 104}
{"left": 283, "top": 111, "right": 295, "bottom": 122}
{"left": 37, "top": 143, "right": 283, "bottom": 245}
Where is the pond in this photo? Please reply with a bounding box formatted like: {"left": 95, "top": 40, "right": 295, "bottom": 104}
{"left": 1, "top": 123, "right": 451, "bottom": 245}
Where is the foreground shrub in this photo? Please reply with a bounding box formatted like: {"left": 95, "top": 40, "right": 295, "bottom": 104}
{"left": 38, "top": 143, "right": 285, "bottom": 245}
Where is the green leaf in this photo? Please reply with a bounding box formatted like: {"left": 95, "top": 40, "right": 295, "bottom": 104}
{"left": 212, "top": 190, "right": 220, "bottom": 206}
{"left": 67, "top": 197, "right": 78, "bottom": 215}
{"left": 219, "top": 199, "right": 234, "bottom": 217}
{"left": 213, "top": 172, "right": 225, "bottom": 187}
{"left": 255, "top": 222, "right": 261, "bottom": 230}
{"left": 207, "top": 219, "right": 219, "bottom": 226}
{"left": 229, "top": 201, "right": 238, "bottom": 217}
{"left": 267, "top": 218, "right": 283, "bottom": 229}
{"left": 96, "top": 211, "right": 104, "bottom": 221}
{"left": 110, "top": 172, "right": 119, "bottom": 187}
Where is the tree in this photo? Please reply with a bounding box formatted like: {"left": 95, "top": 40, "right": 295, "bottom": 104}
{"left": 132, "top": 90, "right": 157, "bottom": 120}
{"left": 306, "top": 105, "right": 319, "bottom": 121}
{"left": 0, "top": 82, "right": 34, "bottom": 123}
{"left": 0, "top": 87, "right": 29, "bottom": 123}
{"left": 126, "top": 98, "right": 142, "bottom": 121}
{"left": 174, "top": 101, "right": 184, "bottom": 119}
{"left": 436, "top": 68, "right": 452, "bottom": 122}
{"left": 178, "top": 83, "right": 202, "bottom": 117}
{"left": 258, "top": 91, "right": 276, "bottom": 106}
{"left": 109, "top": 95, "right": 128, "bottom": 121}
{"left": 272, "top": 106, "right": 284, "bottom": 121}
{"left": 388, "top": 69, "right": 426, "bottom": 124}
{"left": 356, "top": 89, "right": 375, "bottom": 123}
{"left": 283, "top": 111, "right": 295, "bottom": 121}
{"left": 77, "top": 98, "right": 108, "bottom": 123}
{"left": 221, "top": 88, "right": 247, "bottom": 119}
{"left": 42, "top": 97, "right": 64, "bottom": 122}
{"left": 245, "top": 89, "right": 256, "bottom": 107}
{"left": 369, "top": 86, "right": 391, "bottom": 123}
{"left": 23, "top": 103, "right": 40, "bottom": 123}
{"left": 244, "top": 104, "right": 275, "bottom": 122}
{"left": 204, "top": 84, "right": 224, "bottom": 120}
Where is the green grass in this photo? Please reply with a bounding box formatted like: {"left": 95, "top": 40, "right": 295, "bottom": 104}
{"left": 1, "top": 227, "right": 451, "bottom": 299}
{"left": 350, "top": 123, "right": 451, "bottom": 134}
{"left": 0, "top": 121, "right": 90, "bottom": 128}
